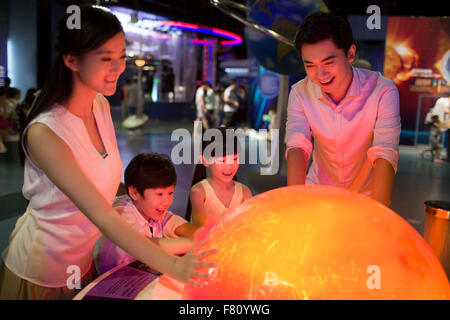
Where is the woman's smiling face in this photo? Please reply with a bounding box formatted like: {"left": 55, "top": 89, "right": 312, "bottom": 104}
{"left": 74, "top": 31, "right": 126, "bottom": 96}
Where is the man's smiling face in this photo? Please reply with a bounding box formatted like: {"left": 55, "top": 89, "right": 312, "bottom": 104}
{"left": 301, "top": 38, "right": 356, "bottom": 103}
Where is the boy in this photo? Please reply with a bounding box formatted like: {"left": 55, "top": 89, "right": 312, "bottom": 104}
{"left": 286, "top": 12, "right": 401, "bottom": 206}
{"left": 96, "top": 153, "right": 200, "bottom": 275}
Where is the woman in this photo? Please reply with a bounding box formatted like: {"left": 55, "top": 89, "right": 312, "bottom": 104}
{"left": 0, "top": 5, "right": 215, "bottom": 300}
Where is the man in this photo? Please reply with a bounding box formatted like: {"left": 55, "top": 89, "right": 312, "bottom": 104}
{"left": 126, "top": 78, "right": 139, "bottom": 113}
{"left": 430, "top": 94, "right": 450, "bottom": 160}
{"left": 120, "top": 79, "right": 131, "bottom": 120}
{"left": 237, "top": 85, "right": 249, "bottom": 129}
{"left": 286, "top": 12, "right": 401, "bottom": 207}
{"left": 204, "top": 82, "right": 216, "bottom": 127}
{"left": 161, "top": 66, "right": 175, "bottom": 101}
{"left": 195, "top": 81, "right": 210, "bottom": 130}
{"left": 223, "top": 80, "right": 239, "bottom": 127}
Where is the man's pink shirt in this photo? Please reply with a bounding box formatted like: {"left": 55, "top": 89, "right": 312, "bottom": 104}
{"left": 285, "top": 67, "right": 401, "bottom": 196}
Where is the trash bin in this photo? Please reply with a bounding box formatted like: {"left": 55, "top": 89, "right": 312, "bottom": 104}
{"left": 423, "top": 200, "right": 450, "bottom": 280}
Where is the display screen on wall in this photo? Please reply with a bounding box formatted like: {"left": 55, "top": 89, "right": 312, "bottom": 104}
{"left": 383, "top": 17, "right": 450, "bottom": 144}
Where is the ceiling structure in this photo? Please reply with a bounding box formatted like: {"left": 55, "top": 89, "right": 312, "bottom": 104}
{"left": 56, "top": 0, "right": 448, "bottom": 35}
{"left": 54, "top": 0, "right": 448, "bottom": 59}
{"left": 323, "top": 0, "right": 448, "bottom": 17}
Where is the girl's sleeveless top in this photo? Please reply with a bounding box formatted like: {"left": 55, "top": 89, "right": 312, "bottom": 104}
{"left": 196, "top": 179, "right": 244, "bottom": 223}
{"left": 2, "top": 94, "right": 123, "bottom": 287}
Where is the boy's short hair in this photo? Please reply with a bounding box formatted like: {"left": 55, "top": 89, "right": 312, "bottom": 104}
{"left": 294, "top": 11, "right": 354, "bottom": 57}
{"left": 125, "top": 153, "right": 177, "bottom": 197}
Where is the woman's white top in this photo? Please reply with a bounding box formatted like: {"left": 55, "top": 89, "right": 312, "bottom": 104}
{"left": 2, "top": 94, "right": 123, "bottom": 287}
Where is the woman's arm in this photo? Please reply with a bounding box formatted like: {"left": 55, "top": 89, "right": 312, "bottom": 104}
{"left": 149, "top": 237, "right": 195, "bottom": 255}
{"left": 26, "top": 123, "right": 215, "bottom": 285}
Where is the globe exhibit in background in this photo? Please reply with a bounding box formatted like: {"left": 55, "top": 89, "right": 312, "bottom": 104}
{"left": 245, "top": 0, "right": 327, "bottom": 75}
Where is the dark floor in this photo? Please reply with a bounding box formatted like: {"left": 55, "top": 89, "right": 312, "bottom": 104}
{"left": 1, "top": 106, "right": 449, "bottom": 263}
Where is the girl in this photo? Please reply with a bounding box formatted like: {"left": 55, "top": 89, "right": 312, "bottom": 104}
{"left": 0, "top": 5, "right": 215, "bottom": 300}
{"left": 187, "top": 126, "right": 253, "bottom": 227}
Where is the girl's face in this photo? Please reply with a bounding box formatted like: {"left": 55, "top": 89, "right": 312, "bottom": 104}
{"left": 207, "top": 154, "right": 240, "bottom": 184}
{"left": 74, "top": 32, "right": 126, "bottom": 96}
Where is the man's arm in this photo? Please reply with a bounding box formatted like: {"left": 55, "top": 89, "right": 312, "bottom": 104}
{"left": 371, "top": 158, "right": 395, "bottom": 206}
{"left": 223, "top": 90, "right": 239, "bottom": 110}
{"left": 285, "top": 86, "right": 313, "bottom": 185}
{"left": 287, "top": 148, "right": 308, "bottom": 185}
{"left": 445, "top": 104, "right": 450, "bottom": 115}
{"left": 367, "top": 85, "right": 401, "bottom": 206}
{"left": 436, "top": 120, "right": 450, "bottom": 129}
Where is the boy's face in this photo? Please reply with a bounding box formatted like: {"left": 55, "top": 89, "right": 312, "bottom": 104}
{"left": 300, "top": 38, "right": 356, "bottom": 103}
{"left": 130, "top": 185, "right": 175, "bottom": 221}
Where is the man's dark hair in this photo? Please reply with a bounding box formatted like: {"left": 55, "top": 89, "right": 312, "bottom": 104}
{"left": 294, "top": 12, "right": 354, "bottom": 57}
{"left": 125, "top": 153, "right": 177, "bottom": 197}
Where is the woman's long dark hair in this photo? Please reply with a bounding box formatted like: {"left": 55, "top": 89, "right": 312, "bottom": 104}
{"left": 185, "top": 126, "right": 240, "bottom": 222}
{"left": 19, "top": 5, "right": 123, "bottom": 165}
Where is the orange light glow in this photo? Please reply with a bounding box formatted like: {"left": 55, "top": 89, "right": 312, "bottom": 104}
{"left": 184, "top": 186, "right": 450, "bottom": 300}
{"left": 135, "top": 59, "right": 146, "bottom": 67}
{"left": 384, "top": 42, "right": 419, "bottom": 84}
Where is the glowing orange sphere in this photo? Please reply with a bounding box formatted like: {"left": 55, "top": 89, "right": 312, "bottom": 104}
{"left": 184, "top": 185, "right": 450, "bottom": 300}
